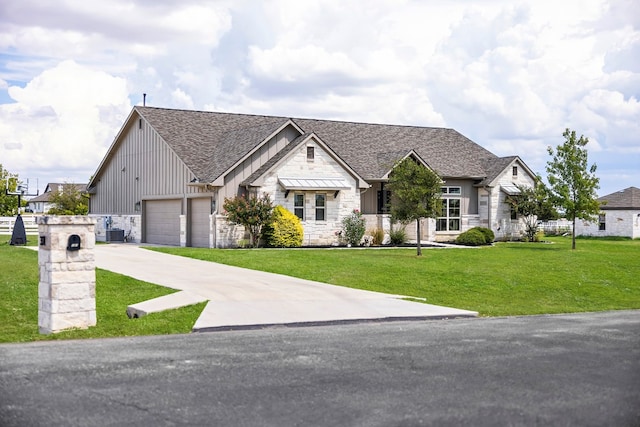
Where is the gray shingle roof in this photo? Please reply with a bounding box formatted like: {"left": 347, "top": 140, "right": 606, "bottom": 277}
{"left": 136, "top": 106, "right": 502, "bottom": 183}
{"left": 478, "top": 156, "right": 519, "bottom": 186}
{"left": 599, "top": 187, "right": 640, "bottom": 209}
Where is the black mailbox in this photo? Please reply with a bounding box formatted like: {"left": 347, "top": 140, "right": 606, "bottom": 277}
{"left": 67, "top": 234, "right": 81, "bottom": 251}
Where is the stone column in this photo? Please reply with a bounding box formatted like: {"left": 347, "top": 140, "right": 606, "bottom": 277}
{"left": 38, "top": 216, "right": 97, "bottom": 334}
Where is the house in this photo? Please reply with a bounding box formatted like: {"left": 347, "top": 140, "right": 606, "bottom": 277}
{"left": 27, "top": 183, "right": 88, "bottom": 213}
{"left": 87, "top": 106, "right": 537, "bottom": 247}
{"left": 575, "top": 187, "right": 640, "bottom": 239}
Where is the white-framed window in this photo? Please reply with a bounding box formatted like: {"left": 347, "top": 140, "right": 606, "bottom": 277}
{"left": 294, "top": 193, "right": 304, "bottom": 220}
{"left": 307, "top": 146, "right": 315, "bottom": 161}
{"left": 512, "top": 166, "right": 518, "bottom": 177}
{"left": 315, "top": 193, "right": 326, "bottom": 221}
{"left": 598, "top": 213, "right": 606, "bottom": 231}
{"left": 437, "top": 186, "right": 461, "bottom": 231}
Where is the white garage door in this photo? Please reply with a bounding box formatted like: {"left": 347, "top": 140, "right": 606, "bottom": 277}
{"left": 189, "top": 198, "right": 211, "bottom": 248}
{"left": 145, "top": 199, "right": 182, "bottom": 246}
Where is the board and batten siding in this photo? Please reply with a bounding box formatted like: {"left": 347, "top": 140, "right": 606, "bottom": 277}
{"left": 90, "top": 116, "right": 206, "bottom": 215}
{"left": 219, "top": 126, "right": 299, "bottom": 201}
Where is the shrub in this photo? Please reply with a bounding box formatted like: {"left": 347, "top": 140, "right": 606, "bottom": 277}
{"left": 455, "top": 229, "right": 487, "bottom": 246}
{"left": 389, "top": 227, "right": 408, "bottom": 245}
{"left": 469, "top": 227, "right": 494, "bottom": 244}
{"left": 341, "top": 210, "right": 366, "bottom": 246}
{"left": 264, "top": 206, "right": 303, "bottom": 248}
{"left": 369, "top": 228, "right": 385, "bottom": 246}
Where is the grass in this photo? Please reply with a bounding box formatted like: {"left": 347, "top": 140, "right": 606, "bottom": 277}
{"left": 0, "top": 241, "right": 204, "bottom": 343}
{"left": 149, "top": 236, "right": 640, "bottom": 317}
{"left": 2, "top": 235, "right": 638, "bottom": 343}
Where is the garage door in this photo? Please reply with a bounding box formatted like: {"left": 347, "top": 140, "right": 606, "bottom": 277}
{"left": 144, "top": 199, "right": 181, "bottom": 245}
{"left": 189, "top": 198, "right": 211, "bottom": 248}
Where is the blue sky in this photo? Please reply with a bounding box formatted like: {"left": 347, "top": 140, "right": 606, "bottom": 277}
{"left": 0, "top": 0, "right": 638, "bottom": 197}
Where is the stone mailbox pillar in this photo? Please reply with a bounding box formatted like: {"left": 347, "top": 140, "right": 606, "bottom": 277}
{"left": 38, "top": 216, "right": 97, "bottom": 334}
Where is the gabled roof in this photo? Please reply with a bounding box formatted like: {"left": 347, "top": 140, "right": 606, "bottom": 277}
{"left": 135, "top": 107, "right": 293, "bottom": 183}
{"left": 94, "top": 106, "right": 533, "bottom": 188}
{"left": 28, "top": 183, "right": 88, "bottom": 203}
{"left": 478, "top": 156, "right": 536, "bottom": 187}
{"left": 240, "top": 133, "right": 369, "bottom": 189}
{"left": 599, "top": 187, "right": 640, "bottom": 209}
{"left": 292, "top": 118, "right": 496, "bottom": 180}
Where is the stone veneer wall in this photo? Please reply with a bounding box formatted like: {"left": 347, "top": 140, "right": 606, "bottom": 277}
{"left": 37, "top": 216, "right": 96, "bottom": 334}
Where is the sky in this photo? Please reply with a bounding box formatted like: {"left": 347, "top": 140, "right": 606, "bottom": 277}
{"left": 0, "top": 0, "right": 638, "bottom": 198}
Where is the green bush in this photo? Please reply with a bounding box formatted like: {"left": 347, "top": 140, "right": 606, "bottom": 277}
{"left": 469, "top": 227, "right": 494, "bottom": 244}
{"left": 455, "top": 229, "right": 488, "bottom": 246}
{"left": 342, "top": 210, "right": 366, "bottom": 246}
{"left": 264, "top": 206, "right": 303, "bottom": 248}
{"left": 389, "top": 227, "right": 408, "bottom": 245}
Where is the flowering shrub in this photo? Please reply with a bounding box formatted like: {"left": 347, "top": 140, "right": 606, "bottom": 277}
{"left": 264, "top": 205, "right": 303, "bottom": 247}
{"left": 341, "top": 210, "right": 366, "bottom": 246}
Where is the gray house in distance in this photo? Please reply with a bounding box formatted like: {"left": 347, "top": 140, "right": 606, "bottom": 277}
{"left": 87, "top": 106, "right": 536, "bottom": 247}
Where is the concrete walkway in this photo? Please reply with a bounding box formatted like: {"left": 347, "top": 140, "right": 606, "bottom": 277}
{"left": 94, "top": 244, "right": 477, "bottom": 331}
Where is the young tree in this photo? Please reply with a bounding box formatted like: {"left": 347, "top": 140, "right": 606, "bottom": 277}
{"left": 546, "top": 129, "right": 600, "bottom": 249}
{"left": 387, "top": 157, "right": 442, "bottom": 256}
{"left": 506, "top": 179, "right": 550, "bottom": 242}
{"left": 48, "top": 183, "right": 89, "bottom": 215}
{"left": 223, "top": 193, "right": 274, "bottom": 248}
{"left": 0, "top": 165, "right": 20, "bottom": 216}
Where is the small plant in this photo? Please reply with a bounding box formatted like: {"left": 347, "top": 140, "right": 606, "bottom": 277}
{"left": 455, "top": 229, "right": 488, "bottom": 246}
{"left": 341, "top": 210, "right": 366, "bottom": 246}
{"left": 369, "top": 228, "right": 385, "bottom": 246}
{"left": 389, "top": 227, "right": 408, "bottom": 245}
{"left": 264, "top": 206, "right": 303, "bottom": 248}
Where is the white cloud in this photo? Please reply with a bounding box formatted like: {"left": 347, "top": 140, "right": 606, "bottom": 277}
{"left": 0, "top": 60, "right": 131, "bottom": 184}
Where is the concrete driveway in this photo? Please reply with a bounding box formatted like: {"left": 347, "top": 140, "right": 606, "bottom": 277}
{"left": 94, "top": 244, "right": 477, "bottom": 331}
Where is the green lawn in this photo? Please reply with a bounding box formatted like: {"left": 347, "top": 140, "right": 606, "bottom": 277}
{"left": 2, "top": 236, "right": 638, "bottom": 343}
{"left": 150, "top": 237, "right": 640, "bottom": 317}
{"left": 0, "top": 242, "right": 204, "bottom": 343}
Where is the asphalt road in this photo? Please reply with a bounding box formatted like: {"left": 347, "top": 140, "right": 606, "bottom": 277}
{"left": 1, "top": 311, "right": 639, "bottom": 426}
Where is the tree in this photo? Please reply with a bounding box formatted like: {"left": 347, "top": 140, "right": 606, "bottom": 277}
{"left": 0, "top": 165, "right": 20, "bottom": 216}
{"left": 546, "top": 129, "right": 600, "bottom": 250}
{"left": 223, "top": 193, "right": 274, "bottom": 248}
{"left": 48, "top": 183, "right": 89, "bottom": 215}
{"left": 387, "top": 157, "right": 442, "bottom": 256}
{"left": 506, "top": 179, "right": 550, "bottom": 242}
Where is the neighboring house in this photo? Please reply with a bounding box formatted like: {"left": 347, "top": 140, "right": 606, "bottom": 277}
{"left": 87, "top": 106, "right": 537, "bottom": 247}
{"left": 575, "top": 187, "right": 640, "bottom": 239}
{"left": 27, "top": 183, "right": 88, "bottom": 214}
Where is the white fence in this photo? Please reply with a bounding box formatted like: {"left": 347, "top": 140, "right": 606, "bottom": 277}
{"left": 0, "top": 216, "right": 39, "bottom": 235}
{"left": 538, "top": 219, "right": 572, "bottom": 235}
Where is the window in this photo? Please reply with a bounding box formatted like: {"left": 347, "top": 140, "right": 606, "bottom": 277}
{"left": 510, "top": 204, "right": 518, "bottom": 220}
{"left": 437, "top": 187, "right": 461, "bottom": 231}
{"left": 307, "top": 146, "right": 315, "bottom": 161}
{"left": 512, "top": 166, "right": 518, "bottom": 176}
{"left": 315, "top": 194, "right": 326, "bottom": 221}
{"left": 598, "top": 214, "right": 606, "bottom": 231}
{"left": 294, "top": 194, "right": 304, "bottom": 220}
{"left": 377, "top": 189, "right": 392, "bottom": 214}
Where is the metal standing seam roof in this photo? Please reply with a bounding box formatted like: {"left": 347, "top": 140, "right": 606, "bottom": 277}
{"left": 133, "top": 106, "right": 518, "bottom": 184}
{"left": 278, "top": 177, "right": 351, "bottom": 190}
